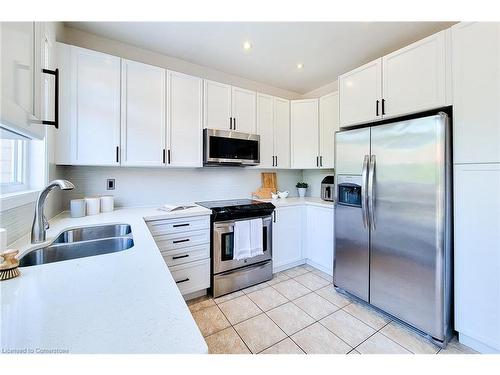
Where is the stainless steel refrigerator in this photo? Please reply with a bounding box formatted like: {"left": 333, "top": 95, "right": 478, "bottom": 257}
{"left": 333, "top": 112, "right": 452, "bottom": 345}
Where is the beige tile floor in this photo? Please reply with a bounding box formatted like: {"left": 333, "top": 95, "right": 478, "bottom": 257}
{"left": 187, "top": 264, "right": 478, "bottom": 355}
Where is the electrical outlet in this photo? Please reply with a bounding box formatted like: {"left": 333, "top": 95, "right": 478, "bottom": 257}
{"left": 107, "top": 179, "right": 115, "bottom": 190}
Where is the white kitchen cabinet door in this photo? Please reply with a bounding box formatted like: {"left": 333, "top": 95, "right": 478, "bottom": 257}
{"left": 305, "top": 206, "right": 334, "bottom": 275}
{"left": 274, "top": 97, "right": 290, "bottom": 168}
{"left": 120, "top": 59, "right": 165, "bottom": 167}
{"left": 339, "top": 58, "right": 382, "bottom": 127}
{"left": 452, "top": 22, "right": 500, "bottom": 164}
{"left": 382, "top": 30, "right": 449, "bottom": 118}
{"left": 454, "top": 163, "right": 500, "bottom": 353}
{"left": 232, "top": 86, "right": 256, "bottom": 133}
{"left": 70, "top": 46, "right": 121, "bottom": 165}
{"left": 203, "top": 79, "right": 232, "bottom": 130}
{"left": 272, "top": 206, "right": 303, "bottom": 271}
{"left": 167, "top": 71, "right": 203, "bottom": 167}
{"left": 291, "top": 99, "right": 319, "bottom": 169}
{"left": 319, "top": 92, "right": 339, "bottom": 168}
{"left": 55, "top": 42, "right": 72, "bottom": 164}
{"left": 0, "top": 22, "right": 45, "bottom": 139}
{"left": 257, "top": 93, "right": 275, "bottom": 168}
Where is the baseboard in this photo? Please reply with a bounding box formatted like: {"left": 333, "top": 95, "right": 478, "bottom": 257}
{"left": 183, "top": 289, "right": 207, "bottom": 301}
{"left": 305, "top": 259, "right": 333, "bottom": 276}
{"left": 273, "top": 259, "right": 306, "bottom": 273}
{"left": 459, "top": 333, "right": 500, "bottom": 354}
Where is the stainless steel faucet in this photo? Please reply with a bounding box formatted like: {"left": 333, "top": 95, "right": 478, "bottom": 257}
{"left": 31, "top": 180, "right": 74, "bottom": 244}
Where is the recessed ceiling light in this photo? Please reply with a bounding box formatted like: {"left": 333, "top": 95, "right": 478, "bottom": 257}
{"left": 243, "top": 41, "right": 252, "bottom": 50}
{"left": 296, "top": 63, "right": 304, "bottom": 69}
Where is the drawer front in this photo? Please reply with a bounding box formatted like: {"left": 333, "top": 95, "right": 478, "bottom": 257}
{"left": 154, "top": 229, "right": 210, "bottom": 251}
{"left": 170, "top": 258, "right": 210, "bottom": 295}
{"left": 161, "top": 244, "right": 210, "bottom": 267}
{"left": 147, "top": 215, "right": 210, "bottom": 236}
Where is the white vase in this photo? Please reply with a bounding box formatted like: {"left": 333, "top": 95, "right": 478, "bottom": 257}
{"left": 297, "top": 188, "right": 307, "bottom": 198}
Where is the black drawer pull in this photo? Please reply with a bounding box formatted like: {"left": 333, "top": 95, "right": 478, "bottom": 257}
{"left": 173, "top": 239, "right": 190, "bottom": 244}
{"left": 173, "top": 223, "right": 190, "bottom": 228}
{"left": 175, "top": 278, "right": 190, "bottom": 284}
{"left": 172, "top": 254, "right": 189, "bottom": 260}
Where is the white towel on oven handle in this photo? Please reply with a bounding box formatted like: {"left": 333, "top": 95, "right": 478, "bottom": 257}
{"left": 234, "top": 218, "right": 263, "bottom": 260}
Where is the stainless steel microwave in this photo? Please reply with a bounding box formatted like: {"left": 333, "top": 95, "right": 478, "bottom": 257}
{"left": 203, "top": 129, "right": 260, "bottom": 166}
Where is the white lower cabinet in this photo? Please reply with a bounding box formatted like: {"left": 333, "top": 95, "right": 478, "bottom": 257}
{"left": 454, "top": 163, "right": 500, "bottom": 353}
{"left": 304, "top": 206, "right": 334, "bottom": 275}
{"left": 272, "top": 206, "right": 303, "bottom": 271}
{"left": 147, "top": 215, "right": 211, "bottom": 297}
{"left": 170, "top": 259, "right": 210, "bottom": 296}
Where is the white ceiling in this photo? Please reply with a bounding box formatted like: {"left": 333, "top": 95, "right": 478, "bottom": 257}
{"left": 66, "top": 22, "right": 456, "bottom": 94}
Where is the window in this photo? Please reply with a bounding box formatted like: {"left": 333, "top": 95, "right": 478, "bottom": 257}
{"left": 0, "top": 136, "right": 29, "bottom": 194}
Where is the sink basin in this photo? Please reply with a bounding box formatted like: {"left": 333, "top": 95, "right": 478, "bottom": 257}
{"left": 53, "top": 224, "right": 131, "bottom": 243}
{"left": 19, "top": 237, "right": 134, "bottom": 267}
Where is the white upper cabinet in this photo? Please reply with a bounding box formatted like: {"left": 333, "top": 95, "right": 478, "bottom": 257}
{"left": 274, "top": 97, "right": 290, "bottom": 168}
{"left": 291, "top": 99, "right": 319, "bottom": 169}
{"left": 339, "top": 29, "right": 450, "bottom": 127}
{"left": 319, "top": 92, "right": 339, "bottom": 168}
{"left": 257, "top": 93, "right": 275, "bottom": 168}
{"left": 203, "top": 80, "right": 232, "bottom": 130}
{"left": 452, "top": 22, "right": 500, "bottom": 164}
{"left": 167, "top": 71, "right": 203, "bottom": 167}
{"left": 339, "top": 58, "right": 382, "bottom": 127}
{"left": 120, "top": 59, "right": 165, "bottom": 167}
{"left": 204, "top": 79, "right": 256, "bottom": 132}
{"left": 231, "top": 86, "right": 256, "bottom": 133}
{"left": 256, "top": 94, "right": 290, "bottom": 168}
{"left": 382, "top": 30, "right": 450, "bottom": 118}
{"left": 0, "top": 22, "right": 45, "bottom": 139}
{"left": 68, "top": 45, "right": 121, "bottom": 165}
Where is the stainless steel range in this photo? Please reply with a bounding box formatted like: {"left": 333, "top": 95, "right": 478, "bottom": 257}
{"left": 195, "top": 199, "right": 275, "bottom": 297}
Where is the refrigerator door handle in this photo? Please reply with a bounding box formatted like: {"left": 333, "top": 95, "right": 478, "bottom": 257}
{"left": 361, "top": 155, "right": 370, "bottom": 229}
{"left": 368, "top": 155, "right": 376, "bottom": 230}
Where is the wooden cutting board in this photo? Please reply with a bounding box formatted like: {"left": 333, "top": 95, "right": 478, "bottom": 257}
{"left": 253, "top": 172, "right": 277, "bottom": 199}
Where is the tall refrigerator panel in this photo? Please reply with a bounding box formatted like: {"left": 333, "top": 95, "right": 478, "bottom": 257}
{"left": 334, "top": 128, "right": 371, "bottom": 302}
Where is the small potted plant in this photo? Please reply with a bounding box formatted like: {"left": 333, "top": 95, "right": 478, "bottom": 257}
{"left": 296, "top": 182, "right": 308, "bottom": 198}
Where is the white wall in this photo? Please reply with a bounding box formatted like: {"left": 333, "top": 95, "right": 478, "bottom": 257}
{"left": 301, "top": 80, "right": 338, "bottom": 99}
{"left": 302, "top": 169, "right": 335, "bottom": 197}
{"left": 58, "top": 167, "right": 303, "bottom": 209}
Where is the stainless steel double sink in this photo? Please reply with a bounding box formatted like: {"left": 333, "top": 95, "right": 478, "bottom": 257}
{"left": 19, "top": 224, "right": 134, "bottom": 267}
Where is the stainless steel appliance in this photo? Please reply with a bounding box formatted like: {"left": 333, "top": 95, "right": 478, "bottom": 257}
{"left": 321, "top": 176, "right": 334, "bottom": 201}
{"left": 195, "top": 199, "right": 274, "bottom": 297}
{"left": 334, "top": 111, "right": 452, "bottom": 346}
{"left": 203, "top": 129, "right": 260, "bottom": 166}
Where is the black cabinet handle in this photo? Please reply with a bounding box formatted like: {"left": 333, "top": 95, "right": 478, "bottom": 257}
{"left": 320, "top": 156, "right": 323, "bottom": 167}
{"left": 229, "top": 117, "right": 233, "bottom": 129}
{"left": 175, "top": 278, "right": 190, "bottom": 284}
{"left": 275, "top": 155, "right": 278, "bottom": 167}
{"left": 173, "top": 223, "right": 189, "bottom": 228}
{"left": 167, "top": 149, "right": 171, "bottom": 164}
{"left": 173, "top": 238, "right": 190, "bottom": 244}
{"left": 273, "top": 211, "right": 277, "bottom": 223}
{"left": 316, "top": 156, "right": 319, "bottom": 167}
{"left": 382, "top": 99, "right": 386, "bottom": 115}
{"left": 376, "top": 100, "right": 380, "bottom": 116}
{"left": 162, "top": 149, "right": 166, "bottom": 164}
{"left": 41, "top": 68, "right": 59, "bottom": 129}
{"left": 172, "top": 254, "right": 189, "bottom": 260}
{"left": 233, "top": 118, "right": 236, "bottom": 130}
{"left": 272, "top": 156, "right": 275, "bottom": 166}
{"left": 116, "top": 146, "right": 119, "bottom": 163}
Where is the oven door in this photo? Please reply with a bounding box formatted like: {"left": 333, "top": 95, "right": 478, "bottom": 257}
{"left": 213, "top": 215, "right": 272, "bottom": 274}
{"left": 204, "top": 129, "right": 260, "bottom": 166}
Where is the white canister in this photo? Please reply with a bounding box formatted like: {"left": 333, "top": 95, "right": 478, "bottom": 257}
{"left": 70, "top": 199, "right": 86, "bottom": 218}
{"left": 100, "top": 195, "right": 114, "bottom": 213}
{"left": 85, "top": 197, "right": 101, "bottom": 216}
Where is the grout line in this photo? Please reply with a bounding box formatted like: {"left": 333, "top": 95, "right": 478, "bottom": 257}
{"left": 214, "top": 301, "right": 254, "bottom": 354}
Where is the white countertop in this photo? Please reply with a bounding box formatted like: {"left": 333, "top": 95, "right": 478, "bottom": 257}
{"left": 260, "top": 197, "right": 334, "bottom": 209}
{"left": 1, "top": 205, "right": 211, "bottom": 354}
